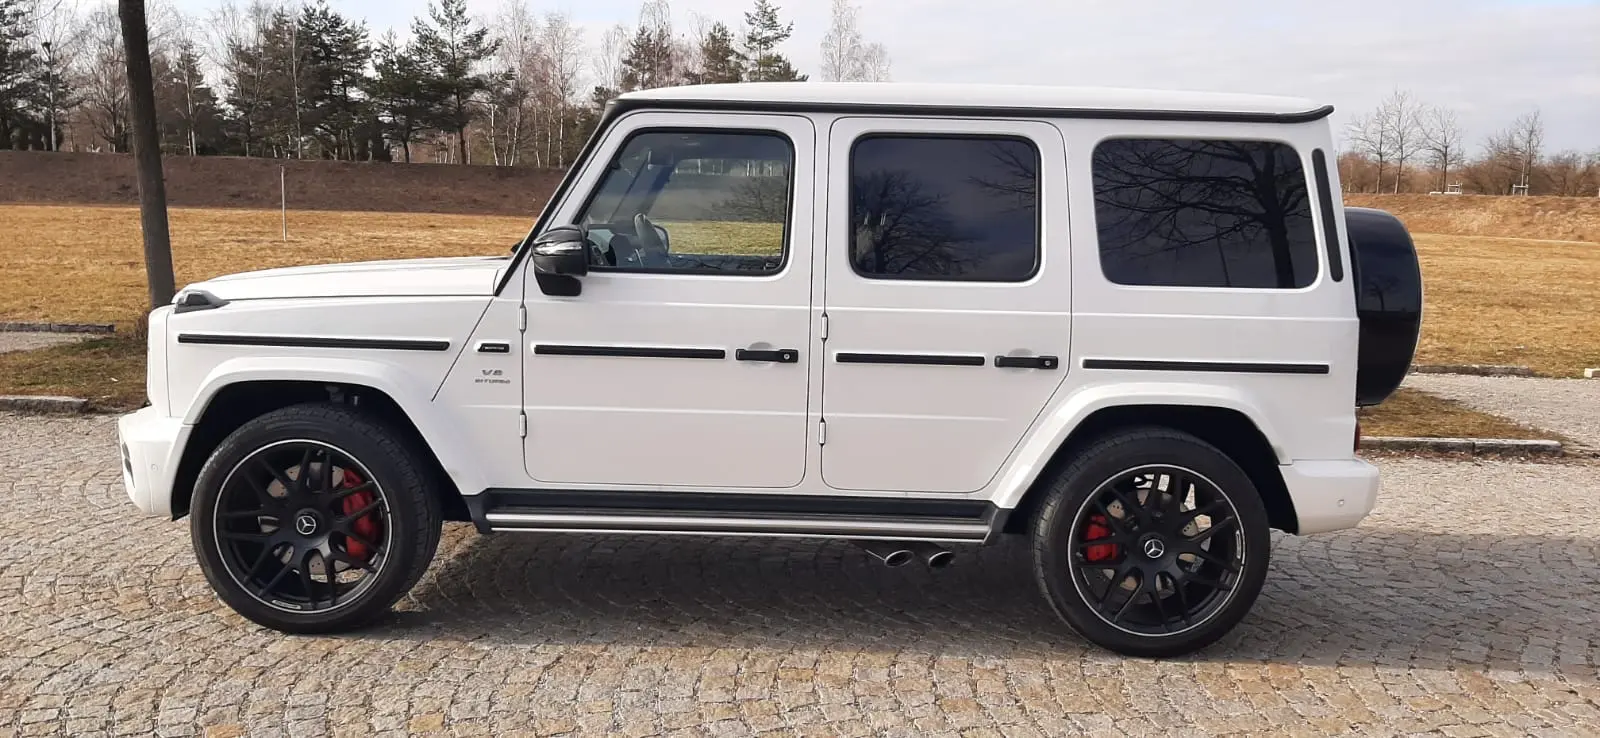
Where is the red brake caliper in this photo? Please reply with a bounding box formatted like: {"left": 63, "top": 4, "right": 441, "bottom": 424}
{"left": 1083, "top": 514, "right": 1120, "bottom": 562}
{"left": 339, "top": 470, "right": 380, "bottom": 560}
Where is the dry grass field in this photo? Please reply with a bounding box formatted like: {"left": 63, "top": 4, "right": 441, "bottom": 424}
{"left": 1, "top": 201, "right": 1595, "bottom": 431}
{"left": 0, "top": 204, "right": 530, "bottom": 325}
{"left": 1346, "top": 193, "right": 1600, "bottom": 244}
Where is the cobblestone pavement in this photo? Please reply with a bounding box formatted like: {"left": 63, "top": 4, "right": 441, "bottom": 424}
{"left": 2, "top": 412, "right": 1598, "bottom": 737}
{"left": 0, "top": 332, "right": 89, "bottom": 355}
{"left": 1405, "top": 374, "right": 1600, "bottom": 450}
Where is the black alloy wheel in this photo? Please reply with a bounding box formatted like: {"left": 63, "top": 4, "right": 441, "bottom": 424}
{"left": 1066, "top": 465, "right": 1245, "bottom": 636}
{"left": 191, "top": 404, "right": 441, "bottom": 633}
{"left": 212, "top": 439, "right": 391, "bottom": 613}
{"left": 1031, "top": 428, "right": 1271, "bottom": 657}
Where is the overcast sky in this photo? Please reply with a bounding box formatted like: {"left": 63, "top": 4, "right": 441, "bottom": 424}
{"left": 173, "top": 0, "right": 1600, "bottom": 152}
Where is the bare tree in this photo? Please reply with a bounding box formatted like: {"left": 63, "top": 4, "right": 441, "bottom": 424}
{"left": 1380, "top": 90, "right": 1423, "bottom": 193}
{"left": 79, "top": 5, "right": 129, "bottom": 150}
{"left": 1508, "top": 109, "right": 1543, "bottom": 193}
{"left": 819, "top": 0, "right": 888, "bottom": 82}
{"left": 534, "top": 11, "right": 582, "bottom": 166}
{"left": 593, "top": 22, "right": 628, "bottom": 94}
{"left": 1346, "top": 111, "right": 1389, "bottom": 194}
{"left": 1420, "top": 105, "right": 1464, "bottom": 192}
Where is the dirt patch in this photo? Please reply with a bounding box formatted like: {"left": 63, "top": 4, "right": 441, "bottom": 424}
{"left": 0, "top": 150, "right": 563, "bottom": 216}
{"left": 1358, "top": 387, "right": 1560, "bottom": 441}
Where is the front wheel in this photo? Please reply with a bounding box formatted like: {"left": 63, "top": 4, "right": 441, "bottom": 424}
{"left": 1031, "top": 428, "right": 1272, "bottom": 657}
{"left": 190, "top": 404, "right": 442, "bottom": 633}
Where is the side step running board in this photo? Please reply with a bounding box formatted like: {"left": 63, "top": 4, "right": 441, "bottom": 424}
{"left": 467, "top": 489, "right": 1000, "bottom": 543}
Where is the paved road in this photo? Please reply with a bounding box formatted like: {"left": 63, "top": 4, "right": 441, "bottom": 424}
{"left": 3, "top": 413, "right": 1598, "bottom": 737}
{"left": 0, "top": 332, "right": 88, "bottom": 355}
{"left": 1405, "top": 374, "right": 1600, "bottom": 450}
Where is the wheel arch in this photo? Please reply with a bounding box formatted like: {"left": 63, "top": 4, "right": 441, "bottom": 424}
{"left": 997, "top": 396, "right": 1297, "bottom": 536}
{"left": 170, "top": 360, "right": 480, "bottom": 521}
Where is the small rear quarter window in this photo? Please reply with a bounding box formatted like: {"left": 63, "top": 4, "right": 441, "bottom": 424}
{"left": 1091, "top": 138, "right": 1319, "bottom": 289}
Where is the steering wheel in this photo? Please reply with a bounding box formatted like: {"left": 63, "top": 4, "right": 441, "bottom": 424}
{"left": 632, "top": 214, "right": 670, "bottom": 268}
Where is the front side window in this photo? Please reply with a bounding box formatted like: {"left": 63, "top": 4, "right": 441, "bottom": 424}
{"left": 850, "top": 135, "right": 1040, "bottom": 281}
{"left": 1092, "top": 138, "right": 1318, "bottom": 289}
{"left": 577, "top": 130, "right": 793, "bottom": 274}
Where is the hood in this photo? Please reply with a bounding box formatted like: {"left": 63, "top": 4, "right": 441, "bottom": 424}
{"left": 183, "top": 256, "right": 511, "bottom": 301}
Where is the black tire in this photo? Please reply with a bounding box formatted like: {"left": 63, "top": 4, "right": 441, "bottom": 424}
{"left": 1030, "top": 427, "right": 1271, "bottom": 657}
{"left": 190, "top": 403, "right": 442, "bottom": 633}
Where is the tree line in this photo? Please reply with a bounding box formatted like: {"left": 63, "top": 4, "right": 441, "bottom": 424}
{"left": 0, "top": 0, "right": 891, "bottom": 165}
{"left": 1341, "top": 89, "right": 1598, "bottom": 197}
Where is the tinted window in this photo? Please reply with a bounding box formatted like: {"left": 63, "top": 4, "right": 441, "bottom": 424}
{"left": 1092, "top": 138, "right": 1318, "bottom": 289}
{"left": 578, "top": 130, "right": 792, "bottom": 274}
{"left": 850, "top": 136, "right": 1039, "bottom": 281}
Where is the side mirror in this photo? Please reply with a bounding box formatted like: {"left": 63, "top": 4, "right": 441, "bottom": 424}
{"left": 530, "top": 226, "right": 587, "bottom": 297}
{"left": 531, "top": 226, "right": 588, "bottom": 276}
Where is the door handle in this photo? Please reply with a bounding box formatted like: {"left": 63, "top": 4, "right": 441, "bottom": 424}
{"left": 736, "top": 348, "right": 799, "bottom": 363}
{"left": 995, "top": 355, "right": 1060, "bottom": 370}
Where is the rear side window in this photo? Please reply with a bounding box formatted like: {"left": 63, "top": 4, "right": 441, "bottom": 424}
{"left": 850, "top": 135, "right": 1040, "bottom": 281}
{"left": 1091, "top": 138, "right": 1318, "bottom": 289}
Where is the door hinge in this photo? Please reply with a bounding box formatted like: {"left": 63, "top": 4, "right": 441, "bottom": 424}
{"left": 518, "top": 304, "right": 527, "bottom": 332}
{"left": 519, "top": 411, "right": 528, "bottom": 438}
{"left": 820, "top": 313, "right": 829, "bottom": 341}
{"left": 818, "top": 419, "right": 826, "bottom": 445}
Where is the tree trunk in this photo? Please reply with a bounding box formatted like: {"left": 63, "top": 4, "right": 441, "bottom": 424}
{"left": 118, "top": 0, "right": 176, "bottom": 311}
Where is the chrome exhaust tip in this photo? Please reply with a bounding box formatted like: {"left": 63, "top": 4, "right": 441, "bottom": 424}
{"left": 912, "top": 542, "right": 954, "bottom": 569}
{"left": 856, "top": 541, "right": 914, "bottom": 567}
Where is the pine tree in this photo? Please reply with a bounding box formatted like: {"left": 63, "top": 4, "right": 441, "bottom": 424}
{"left": 156, "top": 39, "right": 224, "bottom": 155}
{"left": 411, "top": 0, "right": 498, "bottom": 163}
{"left": 686, "top": 22, "right": 741, "bottom": 85}
{"left": 619, "top": 23, "right": 675, "bottom": 91}
{"left": 0, "top": 0, "right": 46, "bottom": 148}
{"left": 297, "top": 1, "right": 371, "bottom": 159}
{"left": 739, "top": 0, "right": 804, "bottom": 82}
{"left": 369, "top": 34, "right": 437, "bottom": 163}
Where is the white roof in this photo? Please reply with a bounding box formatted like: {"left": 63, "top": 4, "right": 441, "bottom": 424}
{"left": 616, "top": 82, "right": 1323, "bottom": 117}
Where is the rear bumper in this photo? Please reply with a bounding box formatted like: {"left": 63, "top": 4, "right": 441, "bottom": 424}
{"left": 1281, "top": 458, "right": 1379, "bottom": 534}
{"left": 117, "top": 406, "right": 189, "bottom": 518}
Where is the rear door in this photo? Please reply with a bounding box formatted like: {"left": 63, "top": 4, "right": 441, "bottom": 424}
{"left": 819, "top": 117, "right": 1072, "bottom": 493}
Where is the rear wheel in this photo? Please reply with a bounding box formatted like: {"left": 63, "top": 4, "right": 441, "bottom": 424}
{"left": 190, "top": 404, "right": 441, "bottom": 633}
{"left": 1031, "top": 428, "right": 1271, "bottom": 657}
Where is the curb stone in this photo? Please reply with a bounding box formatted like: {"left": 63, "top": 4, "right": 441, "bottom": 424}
{"left": 1585, "top": 368, "right": 1599, "bottom": 379}
{"left": 1362, "top": 436, "right": 1563, "bottom": 457}
{"left": 1410, "top": 364, "right": 1535, "bottom": 377}
{"left": 0, "top": 395, "right": 89, "bottom": 414}
{"left": 0, "top": 321, "right": 115, "bottom": 334}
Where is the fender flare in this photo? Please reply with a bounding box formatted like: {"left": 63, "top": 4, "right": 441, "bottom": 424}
{"left": 990, "top": 381, "right": 1289, "bottom": 510}
{"left": 184, "top": 356, "right": 488, "bottom": 496}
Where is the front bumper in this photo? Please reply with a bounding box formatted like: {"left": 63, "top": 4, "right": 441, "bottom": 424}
{"left": 1281, "top": 458, "right": 1380, "bottom": 534}
{"left": 117, "top": 406, "right": 189, "bottom": 517}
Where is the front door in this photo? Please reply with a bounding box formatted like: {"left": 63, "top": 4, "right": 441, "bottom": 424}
{"left": 820, "top": 117, "right": 1072, "bottom": 493}
{"left": 522, "top": 113, "right": 815, "bottom": 488}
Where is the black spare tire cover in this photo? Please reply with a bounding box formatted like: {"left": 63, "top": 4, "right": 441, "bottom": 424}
{"left": 1346, "top": 207, "right": 1423, "bottom": 406}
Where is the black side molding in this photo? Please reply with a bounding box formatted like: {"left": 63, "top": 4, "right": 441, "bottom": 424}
{"left": 176, "top": 334, "right": 451, "bottom": 351}
{"left": 836, "top": 352, "right": 986, "bottom": 367}
{"left": 535, "top": 344, "right": 726, "bottom": 360}
{"left": 1082, "top": 358, "right": 1330, "bottom": 375}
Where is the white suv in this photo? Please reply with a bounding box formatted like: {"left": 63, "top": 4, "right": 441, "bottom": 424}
{"left": 116, "top": 83, "right": 1421, "bottom": 657}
